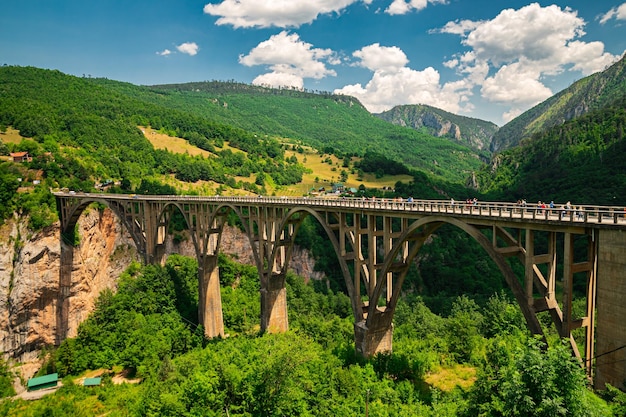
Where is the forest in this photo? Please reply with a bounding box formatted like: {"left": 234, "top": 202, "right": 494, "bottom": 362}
{"left": 475, "top": 94, "right": 626, "bottom": 206}
{"left": 2, "top": 253, "right": 624, "bottom": 416}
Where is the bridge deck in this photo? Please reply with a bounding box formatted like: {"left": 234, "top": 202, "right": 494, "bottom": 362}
{"left": 53, "top": 192, "right": 626, "bottom": 228}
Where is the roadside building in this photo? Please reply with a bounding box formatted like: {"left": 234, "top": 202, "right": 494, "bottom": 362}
{"left": 83, "top": 377, "right": 102, "bottom": 387}
{"left": 10, "top": 151, "right": 32, "bottom": 163}
{"left": 27, "top": 373, "right": 58, "bottom": 391}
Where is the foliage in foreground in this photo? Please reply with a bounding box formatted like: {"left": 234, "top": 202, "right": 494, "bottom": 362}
{"left": 2, "top": 256, "right": 617, "bottom": 416}
{"left": 0, "top": 358, "right": 15, "bottom": 399}
{"left": 463, "top": 336, "right": 611, "bottom": 417}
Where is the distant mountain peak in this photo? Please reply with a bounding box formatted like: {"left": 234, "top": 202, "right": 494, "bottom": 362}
{"left": 374, "top": 104, "right": 498, "bottom": 153}
{"left": 490, "top": 54, "right": 626, "bottom": 153}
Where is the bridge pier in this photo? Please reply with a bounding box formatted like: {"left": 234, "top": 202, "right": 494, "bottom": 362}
{"left": 53, "top": 193, "right": 626, "bottom": 387}
{"left": 56, "top": 238, "right": 74, "bottom": 345}
{"left": 595, "top": 229, "right": 626, "bottom": 390}
{"left": 198, "top": 255, "right": 224, "bottom": 338}
{"left": 260, "top": 272, "right": 289, "bottom": 333}
{"left": 354, "top": 312, "right": 394, "bottom": 357}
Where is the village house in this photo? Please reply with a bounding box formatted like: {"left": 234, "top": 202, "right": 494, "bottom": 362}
{"left": 10, "top": 151, "right": 32, "bottom": 163}
{"left": 331, "top": 183, "right": 345, "bottom": 193}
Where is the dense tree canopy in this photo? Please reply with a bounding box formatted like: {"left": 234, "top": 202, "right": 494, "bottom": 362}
{"left": 3, "top": 255, "right": 617, "bottom": 416}
{"left": 476, "top": 95, "right": 626, "bottom": 206}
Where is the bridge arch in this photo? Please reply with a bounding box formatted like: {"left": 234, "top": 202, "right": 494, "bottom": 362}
{"left": 55, "top": 193, "right": 623, "bottom": 387}
{"left": 155, "top": 201, "right": 212, "bottom": 261}
{"left": 270, "top": 207, "right": 361, "bottom": 321}
{"left": 60, "top": 197, "right": 145, "bottom": 256}
{"left": 56, "top": 196, "right": 149, "bottom": 344}
{"left": 371, "top": 216, "right": 543, "bottom": 339}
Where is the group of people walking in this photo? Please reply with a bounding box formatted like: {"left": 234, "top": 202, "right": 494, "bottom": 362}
{"left": 516, "top": 199, "right": 585, "bottom": 219}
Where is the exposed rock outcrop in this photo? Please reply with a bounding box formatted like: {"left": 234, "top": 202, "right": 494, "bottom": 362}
{"left": 1, "top": 208, "right": 138, "bottom": 361}
{"left": 374, "top": 103, "right": 498, "bottom": 152}
{"left": 1, "top": 207, "right": 322, "bottom": 359}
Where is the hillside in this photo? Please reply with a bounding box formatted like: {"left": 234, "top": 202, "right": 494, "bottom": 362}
{"left": 475, "top": 94, "right": 626, "bottom": 205}
{"left": 91, "top": 78, "right": 484, "bottom": 181}
{"left": 374, "top": 104, "right": 498, "bottom": 153}
{"left": 0, "top": 65, "right": 482, "bottom": 230}
{"left": 490, "top": 54, "right": 626, "bottom": 152}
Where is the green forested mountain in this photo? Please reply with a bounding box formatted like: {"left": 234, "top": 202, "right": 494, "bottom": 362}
{"left": 374, "top": 104, "right": 498, "bottom": 154}
{"left": 0, "top": 65, "right": 487, "bottom": 229}
{"left": 90, "top": 77, "right": 484, "bottom": 180}
{"left": 0, "top": 65, "right": 485, "bottom": 185}
{"left": 0, "top": 66, "right": 315, "bottom": 228}
{"left": 490, "top": 54, "right": 626, "bottom": 152}
{"left": 475, "top": 94, "right": 626, "bottom": 206}
{"left": 0, "top": 65, "right": 305, "bottom": 188}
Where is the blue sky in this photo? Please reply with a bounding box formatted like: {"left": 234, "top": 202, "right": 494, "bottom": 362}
{"left": 1, "top": 1, "right": 625, "bottom": 125}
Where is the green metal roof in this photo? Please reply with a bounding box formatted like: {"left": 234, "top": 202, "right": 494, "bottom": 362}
{"left": 83, "top": 377, "right": 102, "bottom": 386}
{"left": 27, "top": 373, "right": 58, "bottom": 389}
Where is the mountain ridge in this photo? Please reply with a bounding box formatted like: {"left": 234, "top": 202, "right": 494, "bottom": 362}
{"left": 490, "top": 54, "right": 626, "bottom": 152}
{"left": 374, "top": 104, "right": 498, "bottom": 153}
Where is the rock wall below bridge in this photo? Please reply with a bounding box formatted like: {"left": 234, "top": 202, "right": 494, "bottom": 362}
{"left": 0, "top": 207, "right": 323, "bottom": 360}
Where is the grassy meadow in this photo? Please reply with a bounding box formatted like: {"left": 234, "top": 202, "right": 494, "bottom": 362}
{"left": 141, "top": 128, "right": 413, "bottom": 196}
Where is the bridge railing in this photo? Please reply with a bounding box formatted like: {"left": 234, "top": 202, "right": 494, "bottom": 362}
{"left": 53, "top": 192, "right": 626, "bottom": 226}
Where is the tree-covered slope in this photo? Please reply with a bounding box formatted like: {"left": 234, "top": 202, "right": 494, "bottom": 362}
{"left": 491, "top": 54, "right": 626, "bottom": 152}
{"left": 0, "top": 66, "right": 316, "bottom": 187}
{"left": 2, "top": 255, "right": 612, "bottom": 416}
{"left": 0, "top": 66, "right": 309, "bottom": 226}
{"left": 374, "top": 104, "right": 498, "bottom": 153}
{"left": 0, "top": 65, "right": 486, "bottom": 229}
{"left": 476, "top": 94, "right": 626, "bottom": 206}
{"left": 92, "top": 78, "right": 485, "bottom": 181}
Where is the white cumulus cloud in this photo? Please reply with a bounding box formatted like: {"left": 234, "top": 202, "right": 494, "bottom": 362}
{"left": 156, "top": 49, "right": 172, "bottom": 57}
{"left": 203, "top": 0, "right": 372, "bottom": 29}
{"left": 502, "top": 108, "right": 523, "bottom": 124}
{"left": 385, "top": 0, "right": 447, "bottom": 16}
{"left": 435, "top": 19, "right": 481, "bottom": 36}
{"left": 335, "top": 43, "right": 471, "bottom": 114}
{"left": 177, "top": 42, "right": 199, "bottom": 56}
{"left": 461, "top": 4, "right": 587, "bottom": 66}
{"left": 252, "top": 72, "right": 305, "bottom": 90}
{"left": 239, "top": 31, "right": 337, "bottom": 89}
{"left": 480, "top": 63, "right": 553, "bottom": 106}
{"left": 599, "top": 2, "right": 626, "bottom": 24}
{"left": 438, "top": 2, "right": 620, "bottom": 122}
{"left": 352, "top": 43, "right": 408, "bottom": 73}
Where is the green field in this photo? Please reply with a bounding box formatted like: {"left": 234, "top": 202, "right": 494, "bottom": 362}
{"left": 142, "top": 127, "right": 412, "bottom": 196}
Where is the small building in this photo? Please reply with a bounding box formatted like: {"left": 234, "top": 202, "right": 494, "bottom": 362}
{"left": 27, "top": 373, "right": 58, "bottom": 391}
{"left": 83, "top": 377, "right": 102, "bottom": 387}
{"left": 331, "top": 183, "right": 344, "bottom": 193}
{"left": 10, "top": 151, "right": 32, "bottom": 163}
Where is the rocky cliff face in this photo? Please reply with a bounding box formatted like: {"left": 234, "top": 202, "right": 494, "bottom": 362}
{"left": 1, "top": 208, "right": 138, "bottom": 361}
{"left": 374, "top": 104, "right": 498, "bottom": 152}
{"left": 1, "top": 207, "right": 322, "bottom": 359}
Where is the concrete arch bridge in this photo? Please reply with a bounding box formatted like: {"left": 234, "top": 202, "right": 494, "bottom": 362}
{"left": 54, "top": 193, "right": 626, "bottom": 389}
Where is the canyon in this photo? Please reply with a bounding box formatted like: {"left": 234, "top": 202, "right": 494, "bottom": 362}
{"left": 0, "top": 206, "right": 322, "bottom": 362}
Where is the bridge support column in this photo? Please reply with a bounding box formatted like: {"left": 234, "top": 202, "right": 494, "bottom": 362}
{"left": 198, "top": 256, "right": 224, "bottom": 338}
{"left": 152, "top": 243, "right": 167, "bottom": 266}
{"left": 56, "top": 238, "right": 74, "bottom": 345}
{"left": 260, "top": 273, "right": 288, "bottom": 333}
{"left": 595, "top": 229, "right": 626, "bottom": 390}
{"left": 354, "top": 314, "right": 394, "bottom": 357}
{"left": 143, "top": 202, "right": 169, "bottom": 265}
